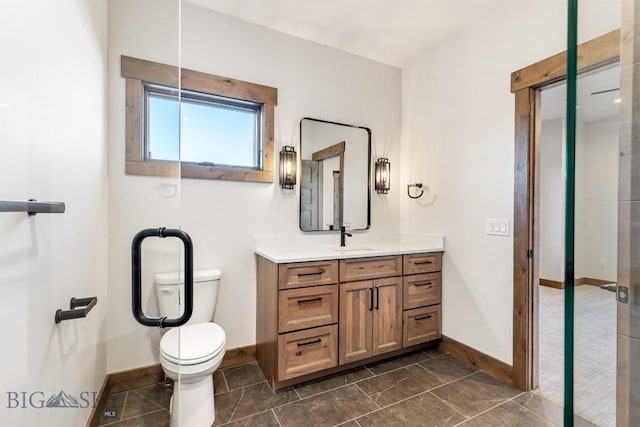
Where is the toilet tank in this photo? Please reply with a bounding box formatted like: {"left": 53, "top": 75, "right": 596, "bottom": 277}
{"left": 155, "top": 269, "right": 222, "bottom": 325}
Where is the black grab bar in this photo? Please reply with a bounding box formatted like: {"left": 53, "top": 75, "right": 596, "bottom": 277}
{"left": 55, "top": 297, "right": 97, "bottom": 324}
{"left": 131, "top": 228, "right": 193, "bottom": 328}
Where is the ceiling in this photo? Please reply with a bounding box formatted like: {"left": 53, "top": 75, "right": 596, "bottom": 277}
{"left": 182, "top": 0, "right": 621, "bottom": 120}
{"left": 184, "top": 0, "right": 517, "bottom": 67}
{"left": 541, "top": 64, "right": 621, "bottom": 123}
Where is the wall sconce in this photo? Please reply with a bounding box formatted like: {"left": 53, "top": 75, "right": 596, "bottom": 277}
{"left": 375, "top": 158, "right": 391, "bottom": 194}
{"left": 279, "top": 146, "right": 297, "bottom": 189}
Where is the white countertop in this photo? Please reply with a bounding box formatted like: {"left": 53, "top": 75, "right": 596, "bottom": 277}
{"left": 255, "top": 233, "right": 444, "bottom": 263}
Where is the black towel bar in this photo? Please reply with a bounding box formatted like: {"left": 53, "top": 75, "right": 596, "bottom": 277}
{"left": 0, "top": 199, "right": 65, "bottom": 215}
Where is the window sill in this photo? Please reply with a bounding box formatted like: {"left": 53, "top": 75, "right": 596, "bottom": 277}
{"left": 126, "top": 160, "right": 274, "bottom": 183}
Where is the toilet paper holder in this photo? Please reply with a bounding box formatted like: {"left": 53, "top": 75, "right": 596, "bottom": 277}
{"left": 55, "top": 296, "right": 97, "bottom": 324}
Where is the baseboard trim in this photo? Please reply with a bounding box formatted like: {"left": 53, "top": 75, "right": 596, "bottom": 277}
{"left": 86, "top": 374, "right": 111, "bottom": 427}
{"left": 221, "top": 344, "right": 256, "bottom": 368}
{"left": 576, "top": 277, "right": 616, "bottom": 286}
{"left": 439, "top": 335, "right": 513, "bottom": 386}
{"left": 540, "top": 278, "right": 564, "bottom": 289}
{"left": 86, "top": 344, "right": 256, "bottom": 427}
{"left": 539, "top": 277, "right": 616, "bottom": 289}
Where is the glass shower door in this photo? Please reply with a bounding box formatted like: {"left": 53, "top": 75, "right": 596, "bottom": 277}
{"left": 0, "top": 0, "right": 184, "bottom": 425}
{"left": 110, "top": 0, "right": 186, "bottom": 425}
{"left": 568, "top": 1, "right": 622, "bottom": 425}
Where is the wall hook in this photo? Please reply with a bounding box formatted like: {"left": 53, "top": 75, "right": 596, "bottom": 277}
{"left": 407, "top": 183, "right": 424, "bottom": 199}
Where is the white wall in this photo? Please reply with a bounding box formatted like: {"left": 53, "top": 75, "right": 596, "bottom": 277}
{"left": 0, "top": 0, "right": 108, "bottom": 425}
{"left": 400, "top": 0, "right": 620, "bottom": 364}
{"left": 578, "top": 120, "right": 619, "bottom": 281}
{"left": 539, "top": 118, "right": 618, "bottom": 284}
{"left": 107, "top": 0, "right": 401, "bottom": 372}
{"left": 539, "top": 119, "right": 566, "bottom": 283}
{"left": 575, "top": 122, "right": 589, "bottom": 278}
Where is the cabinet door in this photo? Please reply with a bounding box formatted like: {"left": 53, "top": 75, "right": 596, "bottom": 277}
{"left": 372, "top": 277, "right": 403, "bottom": 356}
{"left": 339, "top": 280, "right": 373, "bottom": 364}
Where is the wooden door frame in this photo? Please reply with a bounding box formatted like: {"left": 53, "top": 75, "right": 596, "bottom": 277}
{"left": 510, "top": 29, "right": 620, "bottom": 390}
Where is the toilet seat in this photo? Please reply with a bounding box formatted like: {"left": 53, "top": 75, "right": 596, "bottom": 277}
{"left": 160, "top": 322, "right": 226, "bottom": 366}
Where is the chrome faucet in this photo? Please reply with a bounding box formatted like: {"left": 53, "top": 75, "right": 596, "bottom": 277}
{"left": 340, "top": 226, "right": 352, "bottom": 247}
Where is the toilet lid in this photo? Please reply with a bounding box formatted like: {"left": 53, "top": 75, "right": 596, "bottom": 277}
{"left": 160, "top": 323, "right": 226, "bottom": 365}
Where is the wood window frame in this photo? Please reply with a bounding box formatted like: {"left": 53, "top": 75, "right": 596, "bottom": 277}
{"left": 510, "top": 29, "right": 620, "bottom": 391}
{"left": 121, "top": 55, "right": 277, "bottom": 182}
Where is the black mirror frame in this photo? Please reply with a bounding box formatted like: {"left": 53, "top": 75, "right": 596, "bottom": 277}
{"left": 298, "top": 117, "right": 371, "bottom": 232}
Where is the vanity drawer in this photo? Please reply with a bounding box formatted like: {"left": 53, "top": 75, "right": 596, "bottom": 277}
{"left": 279, "top": 260, "right": 339, "bottom": 289}
{"left": 278, "top": 325, "right": 338, "bottom": 380}
{"left": 403, "top": 273, "right": 441, "bottom": 309}
{"left": 339, "top": 256, "right": 403, "bottom": 282}
{"left": 278, "top": 285, "right": 338, "bottom": 333}
{"left": 403, "top": 252, "right": 442, "bottom": 275}
{"left": 403, "top": 305, "right": 441, "bottom": 347}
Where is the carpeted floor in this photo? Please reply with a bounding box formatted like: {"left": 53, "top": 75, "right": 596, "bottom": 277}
{"left": 537, "top": 284, "right": 617, "bottom": 426}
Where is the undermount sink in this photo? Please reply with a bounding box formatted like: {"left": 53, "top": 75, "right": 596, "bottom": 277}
{"left": 334, "top": 247, "right": 374, "bottom": 252}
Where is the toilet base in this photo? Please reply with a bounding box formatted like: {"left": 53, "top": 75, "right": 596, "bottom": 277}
{"left": 169, "top": 375, "right": 215, "bottom": 427}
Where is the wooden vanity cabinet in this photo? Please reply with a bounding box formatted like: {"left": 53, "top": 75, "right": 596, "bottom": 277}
{"left": 256, "top": 251, "right": 443, "bottom": 390}
{"left": 339, "top": 276, "right": 402, "bottom": 365}
{"left": 257, "top": 258, "right": 340, "bottom": 387}
{"left": 401, "top": 253, "right": 443, "bottom": 347}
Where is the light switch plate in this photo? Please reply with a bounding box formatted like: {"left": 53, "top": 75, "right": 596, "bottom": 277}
{"left": 486, "top": 218, "right": 510, "bottom": 236}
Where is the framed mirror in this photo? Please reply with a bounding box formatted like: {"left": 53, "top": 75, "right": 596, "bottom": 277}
{"left": 299, "top": 117, "right": 371, "bottom": 231}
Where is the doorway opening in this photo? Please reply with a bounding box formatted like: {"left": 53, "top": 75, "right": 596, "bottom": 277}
{"left": 536, "top": 64, "right": 620, "bottom": 425}
{"left": 509, "top": 28, "right": 620, "bottom": 402}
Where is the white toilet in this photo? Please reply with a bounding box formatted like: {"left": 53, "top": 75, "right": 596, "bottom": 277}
{"left": 155, "top": 269, "right": 226, "bottom": 427}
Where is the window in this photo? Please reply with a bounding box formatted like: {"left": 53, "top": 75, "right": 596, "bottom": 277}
{"left": 122, "top": 56, "right": 277, "bottom": 182}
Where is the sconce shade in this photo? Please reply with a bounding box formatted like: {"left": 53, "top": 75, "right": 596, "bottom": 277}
{"left": 280, "top": 146, "right": 297, "bottom": 189}
{"left": 375, "top": 158, "right": 390, "bottom": 194}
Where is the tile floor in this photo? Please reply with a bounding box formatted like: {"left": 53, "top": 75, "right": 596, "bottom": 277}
{"left": 97, "top": 349, "right": 596, "bottom": 427}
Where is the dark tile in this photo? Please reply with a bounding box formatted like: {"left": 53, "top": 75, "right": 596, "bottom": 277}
{"left": 430, "top": 372, "right": 521, "bottom": 417}
{"left": 223, "top": 362, "right": 266, "bottom": 390}
{"left": 121, "top": 389, "right": 165, "bottom": 419}
{"left": 365, "top": 350, "right": 431, "bottom": 375}
{"left": 213, "top": 381, "right": 298, "bottom": 425}
{"left": 356, "top": 391, "right": 465, "bottom": 426}
{"left": 109, "top": 370, "right": 165, "bottom": 393}
{"left": 98, "top": 392, "right": 127, "bottom": 425}
{"left": 109, "top": 381, "right": 130, "bottom": 394}
{"left": 107, "top": 409, "right": 169, "bottom": 427}
{"left": 274, "top": 384, "right": 378, "bottom": 427}
{"left": 514, "top": 392, "right": 563, "bottom": 425}
{"left": 514, "top": 393, "right": 598, "bottom": 427}
{"left": 425, "top": 347, "right": 449, "bottom": 358}
{"left": 214, "top": 371, "right": 228, "bottom": 395}
{"left": 136, "top": 384, "right": 172, "bottom": 409}
{"left": 419, "top": 354, "right": 478, "bottom": 383}
{"left": 220, "top": 410, "right": 280, "bottom": 426}
{"left": 294, "top": 367, "right": 373, "bottom": 398}
{"left": 460, "top": 400, "right": 552, "bottom": 426}
{"left": 356, "top": 364, "right": 444, "bottom": 407}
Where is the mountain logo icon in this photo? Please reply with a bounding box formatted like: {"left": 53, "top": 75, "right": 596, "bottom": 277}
{"left": 45, "top": 391, "right": 81, "bottom": 408}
